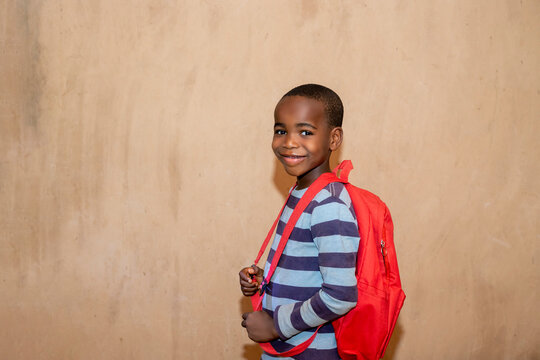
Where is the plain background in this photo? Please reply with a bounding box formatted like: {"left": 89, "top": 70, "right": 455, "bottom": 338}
{"left": 1, "top": 1, "right": 539, "bottom": 359}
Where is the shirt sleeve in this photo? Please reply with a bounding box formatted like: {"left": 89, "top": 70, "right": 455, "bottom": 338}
{"left": 272, "top": 197, "right": 359, "bottom": 340}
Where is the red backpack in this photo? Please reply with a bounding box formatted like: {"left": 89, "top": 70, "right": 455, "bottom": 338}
{"left": 251, "top": 160, "right": 405, "bottom": 360}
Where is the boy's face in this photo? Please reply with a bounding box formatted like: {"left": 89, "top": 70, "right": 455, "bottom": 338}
{"left": 272, "top": 96, "right": 341, "bottom": 180}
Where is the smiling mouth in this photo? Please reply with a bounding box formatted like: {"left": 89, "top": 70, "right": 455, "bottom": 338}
{"left": 280, "top": 154, "right": 306, "bottom": 165}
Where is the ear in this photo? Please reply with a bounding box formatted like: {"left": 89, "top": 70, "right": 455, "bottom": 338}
{"left": 329, "top": 127, "right": 343, "bottom": 151}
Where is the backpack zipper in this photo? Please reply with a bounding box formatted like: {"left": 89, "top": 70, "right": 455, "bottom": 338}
{"left": 381, "top": 239, "right": 390, "bottom": 276}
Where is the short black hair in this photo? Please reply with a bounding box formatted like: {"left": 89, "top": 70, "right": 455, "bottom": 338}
{"left": 281, "top": 84, "right": 344, "bottom": 128}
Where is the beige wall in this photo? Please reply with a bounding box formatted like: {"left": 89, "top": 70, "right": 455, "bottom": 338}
{"left": 1, "top": 1, "right": 539, "bottom": 359}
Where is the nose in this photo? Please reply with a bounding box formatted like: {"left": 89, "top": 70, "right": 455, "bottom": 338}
{"left": 283, "top": 133, "right": 298, "bottom": 149}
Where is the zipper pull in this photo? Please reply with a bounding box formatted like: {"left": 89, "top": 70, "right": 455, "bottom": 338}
{"left": 381, "top": 239, "right": 389, "bottom": 274}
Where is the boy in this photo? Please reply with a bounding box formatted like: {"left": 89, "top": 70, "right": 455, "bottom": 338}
{"left": 239, "top": 84, "right": 359, "bottom": 360}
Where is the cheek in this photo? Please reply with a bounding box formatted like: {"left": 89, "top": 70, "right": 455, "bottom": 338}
{"left": 271, "top": 138, "right": 279, "bottom": 153}
{"left": 308, "top": 138, "right": 329, "bottom": 154}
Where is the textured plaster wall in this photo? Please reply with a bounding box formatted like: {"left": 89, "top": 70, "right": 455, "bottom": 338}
{"left": 1, "top": 1, "right": 539, "bottom": 359}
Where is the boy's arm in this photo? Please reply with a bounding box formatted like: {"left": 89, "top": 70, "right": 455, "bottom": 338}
{"left": 272, "top": 198, "right": 359, "bottom": 340}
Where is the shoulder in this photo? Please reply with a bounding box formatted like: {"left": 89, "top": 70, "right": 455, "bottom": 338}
{"left": 305, "top": 182, "right": 356, "bottom": 220}
{"left": 311, "top": 182, "right": 352, "bottom": 208}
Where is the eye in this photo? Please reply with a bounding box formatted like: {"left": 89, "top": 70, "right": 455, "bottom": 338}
{"left": 274, "top": 129, "right": 286, "bottom": 135}
{"left": 300, "top": 130, "right": 313, "bottom": 136}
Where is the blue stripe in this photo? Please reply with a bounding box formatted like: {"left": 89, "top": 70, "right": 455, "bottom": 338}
{"left": 305, "top": 194, "right": 347, "bottom": 213}
{"left": 318, "top": 322, "right": 335, "bottom": 333}
{"left": 277, "top": 216, "right": 311, "bottom": 230}
{"left": 281, "top": 194, "right": 300, "bottom": 211}
{"left": 294, "top": 347, "right": 340, "bottom": 360}
{"left": 262, "top": 347, "right": 340, "bottom": 360}
{"left": 268, "top": 249, "right": 319, "bottom": 271}
{"left": 275, "top": 221, "right": 285, "bottom": 236}
{"left": 261, "top": 321, "right": 337, "bottom": 335}
{"left": 289, "top": 227, "right": 313, "bottom": 242}
{"left": 329, "top": 182, "right": 345, "bottom": 198}
{"left": 310, "top": 293, "right": 339, "bottom": 321}
{"left": 319, "top": 252, "right": 357, "bottom": 268}
{"left": 275, "top": 222, "right": 313, "bottom": 242}
{"left": 321, "top": 283, "right": 358, "bottom": 302}
{"left": 271, "top": 268, "right": 323, "bottom": 288}
{"left": 266, "top": 283, "right": 320, "bottom": 301}
{"left": 287, "top": 331, "right": 338, "bottom": 348}
{"left": 267, "top": 238, "right": 320, "bottom": 258}
{"left": 311, "top": 202, "right": 355, "bottom": 225}
{"left": 289, "top": 301, "right": 310, "bottom": 333}
{"left": 319, "top": 266, "right": 357, "bottom": 287}
{"left": 315, "top": 195, "right": 347, "bottom": 208}
{"left": 311, "top": 219, "right": 359, "bottom": 237}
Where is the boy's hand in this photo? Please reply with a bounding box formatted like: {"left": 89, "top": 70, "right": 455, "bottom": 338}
{"left": 241, "top": 311, "right": 280, "bottom": 343}
{"left": 239, "top": 265, "right": 264, "bottom": 296}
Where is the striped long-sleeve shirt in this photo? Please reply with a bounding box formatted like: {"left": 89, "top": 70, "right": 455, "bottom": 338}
{"left": 261, "top": 182, "right": 360, "bottom": 360}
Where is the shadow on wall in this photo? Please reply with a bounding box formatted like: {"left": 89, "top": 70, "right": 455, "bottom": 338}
{"left": 239, "top": 296, "right": 263, "bottom": 360}
{"left": 383, "top": 321, "right": 404, "bottom": 360}
{"left": 243, "top": 344, "right": 263, "bottom": 360}
{"left": 272, "top": 157, "right": 293, "bottom": 199}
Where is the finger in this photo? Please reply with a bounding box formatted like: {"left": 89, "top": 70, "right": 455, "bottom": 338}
{"left": 250, "top": 265, "right": 260, "bottom": 275}
{"left": 244, "top": 286, "right": 258, "bottom": 294}
{"left": 242, "top": 285, "right": 258, "bottom": 293}
{"left": 242, "top": 287, "right": 257, "bottom": 296}
{"left": 241, "top": 284, "right": 258, "bottom": 291}
{"left": 241, "top": 278, "right": 257, "bottom": 285}
{"left": 242, "top": 289, "right": 257, "bottom": 296}
{"left": 252, "top": 264, "right": 263, "bottom": 276}
{"left": 239, "top": 269, "right": 250, "bottom": 278}
{"left": 241, "top": 320, "right": 246, "bottom": 328}
{"left": 242, "top": 312, "right": 249, "bottom": 320}
{"left": 241, "top": 284, "right": 258, "bottom": 292}
{"left": 239, "top": 270, "right": 253, "bottom": 283}
{"left": 240, "top": 280, "right": 257, "bottom": 288}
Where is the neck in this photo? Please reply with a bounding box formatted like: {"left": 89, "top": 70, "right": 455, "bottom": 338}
{"left": 296, "top": 161, "right": 331, "bottom": 189}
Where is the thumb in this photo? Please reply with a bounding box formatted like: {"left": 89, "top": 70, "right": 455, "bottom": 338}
{"left": 250, "top": 264, "right": 260, "bottom": 274}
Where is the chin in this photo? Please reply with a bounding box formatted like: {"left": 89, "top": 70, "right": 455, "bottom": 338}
{"left": 284, "top": 169, "right": 300, "bottom": 177}
{"left": 282, "top": 166, "right": 307, "bottom": 178}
